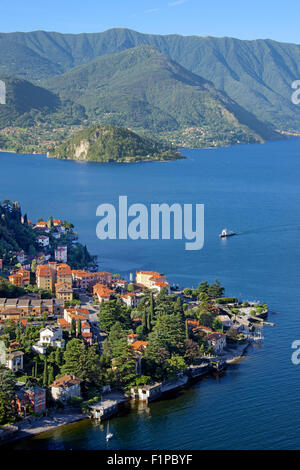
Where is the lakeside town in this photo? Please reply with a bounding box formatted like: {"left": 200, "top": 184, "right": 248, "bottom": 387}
{"left": 0, "top": 200, "right": 269, "bottom": 445}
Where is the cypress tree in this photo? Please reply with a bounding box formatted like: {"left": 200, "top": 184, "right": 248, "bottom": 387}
{"left": 150, "top": 293, "right": 154, "bottom": 323}
{"left": 185, "top": 320, "right": 189, "bottom": 340}
{"left": 48, "top": 365, "right": 54, "bottom": 386}
{"left": 43, "top": 357, "right": 48, "bottom": 387}
{"left": 77, "top": 319, "right": 82, "bottom": 337}
{"left": 71, "top": 318, "right": 76, "bottom": 337}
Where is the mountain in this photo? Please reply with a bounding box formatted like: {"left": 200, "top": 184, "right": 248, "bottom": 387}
{"left": 0, "top": 74, "right": 87, "bottom": 131}
{"left": 44, "top": 46, "right": 277, "bottom": 147}
{"left": 49, "top": 124, "right": 183, "bottom": 162}
{"left": 0, "top": 75, "right": 60, "bottom": 128}
{"left": 0, "top": 29, "right": 300, "bottom": 131}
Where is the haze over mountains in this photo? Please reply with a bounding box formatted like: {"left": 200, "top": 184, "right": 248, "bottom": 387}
{"left": 0, "top": 28, "right": 300, "bottom": 150}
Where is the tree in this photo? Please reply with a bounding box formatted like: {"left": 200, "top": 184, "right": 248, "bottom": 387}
{"left": 184, "top": 339, "right": 200, "bottom": 364}
{"left": 127, "top": 283, "right": 135, "bottom": 292}
{"left": 0, "top": 365, "right": 17, "bottom": 424}
{"left": 207, "top": 279, "right": 225, "bottom": 299}
{"left": 43, "top": 356, "right": 48, "bottom": 387}
{"left": 77, "top": 319, "right": 82, "bottom": 337}
{"left": 99, "top": 300, "right": 131, "bottom": 333}
{"left": 61, "top": 338, "right": 88, "bottom": 378}
{"left": 48, "top": 365, "right": 54, "bottom": 386}
{"left": 31, "top": 259, "right": 37, "bottom": 274}
{"left": 55, "top": 348, "right": 62, "bottom": 367}
{"left": 47, "top": 216, "right": 53, "bottom": 229}
{"left": 71, "top": 318, "right": 76, "bottom": 337}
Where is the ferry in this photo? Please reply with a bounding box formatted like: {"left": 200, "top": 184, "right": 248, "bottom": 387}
{"left": 219, "top": 228, "right": 236, "bottom": 238}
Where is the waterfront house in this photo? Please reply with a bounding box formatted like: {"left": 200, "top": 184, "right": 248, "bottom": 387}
{"left": 205, "top": 333, "right": 227, "bottom": 354}
{"left": 131, "top": 383, "right": 163, "bottom": 402}
{"left": 15, "top": 385, "right": 46, "bottom": 415}
{"left": 49, "top": 374, "right": 83, "bottom": 402}
{"left": 136, "top": 271, "right": 170, "bottom": 293}
{"left": 217, "top": 315, "right": 233, "bottom": 330}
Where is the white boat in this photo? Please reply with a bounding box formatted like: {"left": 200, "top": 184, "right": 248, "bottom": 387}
{"left": 219, "top": 228, "right": 236, "bottom": 238}
{"left": 106, "top": 421, "right": 113, "bottom": 441}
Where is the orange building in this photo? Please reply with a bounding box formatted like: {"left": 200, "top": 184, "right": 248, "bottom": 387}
{"left": 36, "top": 265, "right": 54, "bottom": 292}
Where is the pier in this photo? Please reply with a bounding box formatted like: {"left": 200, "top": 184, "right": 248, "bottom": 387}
{"left": 88, "top": 392, "right": 129, "bottom": 421}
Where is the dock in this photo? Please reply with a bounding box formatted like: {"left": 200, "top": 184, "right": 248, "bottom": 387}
{"left": 88, "top": 392, "right": 129, "bottom": 421}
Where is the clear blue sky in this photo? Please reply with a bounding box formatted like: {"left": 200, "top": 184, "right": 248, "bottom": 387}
{"left": 1, "top": 0, "right": 299, "bottom": 44}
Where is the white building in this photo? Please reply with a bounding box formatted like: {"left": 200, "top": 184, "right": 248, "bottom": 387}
{"left": 37, "top": 326, "right": 65, "bottom": 349}
{"left": 121, "top": 293, "right": 140, "bottom": 308}
{"left": 5, "top": 350, "right": 24, "bottom": 372}
{"left": 37, "top": 235, "right": 50, "bottom": 247}
{"left": 217, "top": 315, "right": 233, "bottom": 329}
{"left": 205, "top": 333, "right": 227, "bottom": 354}
{"left": 49, "top": 375, "right": 82, "bottom": 402}
{"left": 55, "top": 246, "right": 68, "bottom": 263}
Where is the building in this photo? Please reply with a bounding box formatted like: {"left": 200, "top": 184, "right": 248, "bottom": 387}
{"left": 64, "top": 307, "right": 90, "bottom": 325}
{"left": 36, "top": 264, "right": 54, "bottom": 292}
{"left": 0, "top": 308, "right": 21, "bottom": 321}
{"left": 37, "top": 235, "right": 50, "bottom": 247}
{"left": 15, "top": 250, "right": 26, "bottom": 264}
{"left": 205, "top": 333, "right": 227, "bottom": 354}
{"left": 127, "top": 333, "right": 138, "bottom": 344}
{"left": 5, "top": 350, "right": 24, "bottom": 372}
{"left": 81, "top": 321, "right": 93, "bottom": 345}
{"left": 49, "top": 375, "right": 83, "bottom": 402}
{"left": 0, "top": 259, "right": 3, "bottom": 270}
{"left": 0, "top": 298, "right": 63, "bottom": 319}
{"left": 8, "top": 273, "right": 23, "bottom": 287}
{"left": 9, "top": 268, "right": 30, "bottom": 287}
{"left": 217, "top": 315, "right": 233, "bottom": 329}
{"left": 56, "top": 263, "right": 72, "bottom": 288}
{"left": 93, "top": 283, "right": 115, "bottom": 302}
{"left": 35, "top": 220, "right": 49, "bottom": 231}
{"left": 55, "top": 246, "right": 68, "bottom": 263}
{"left": 55, "top": 282, "right": 73, "bottom": 301}
{"left": 38, "top": 326, "right": 65, "bottom": 348}
{"left": 72, "top": 270, "right": 112, "bottom": 291}
{"left": 121, "top": 292, "right": 140, "bottom": 308}
{"left": 15, "top": 385, "right": 46, "bottom": 415}
{"left": 136, "top": 271, "right": 170, "bottom": 293}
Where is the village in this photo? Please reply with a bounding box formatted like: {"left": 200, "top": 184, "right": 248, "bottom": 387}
{"left": 0, "top": 205, "right": 269, "bottom": 444}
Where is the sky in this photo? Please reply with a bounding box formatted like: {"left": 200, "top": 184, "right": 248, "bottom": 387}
{"left": 0, "top": 0, "right": 299, "bottom": 44}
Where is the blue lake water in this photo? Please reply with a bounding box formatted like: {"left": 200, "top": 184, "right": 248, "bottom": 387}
{"left": 1, "top": 138, "right": 300, "bottom": 449}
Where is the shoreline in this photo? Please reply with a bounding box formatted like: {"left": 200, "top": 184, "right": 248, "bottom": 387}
{"left": 1, "top": 411, "right": 88, "bottom": 446}
{"left": 1, "top": 342, "right": 251, "bottom": 447}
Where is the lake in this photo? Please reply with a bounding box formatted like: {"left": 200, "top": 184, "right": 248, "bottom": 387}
{"left": 1, "top": 138, "right": 300, "bottom": 449}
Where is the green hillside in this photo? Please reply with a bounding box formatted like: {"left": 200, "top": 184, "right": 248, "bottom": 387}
{"left": 0, "top": 74, "right": 87, "bottom": 132}
{"left": 49, "top": 124, "right": 183, "bottom": 162}
{"left": 1, "top": 28, "right": 300, "bottom": 131}
{"left": 44, "top": 46, "right": 277, "bottom": 147}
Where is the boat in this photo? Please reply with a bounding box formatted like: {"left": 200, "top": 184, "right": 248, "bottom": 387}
{"left": 219, "top": 228, "right": 236, "bottom": 238}
{"left": 106, "top": 421, "right": 113, "bottom": 441}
